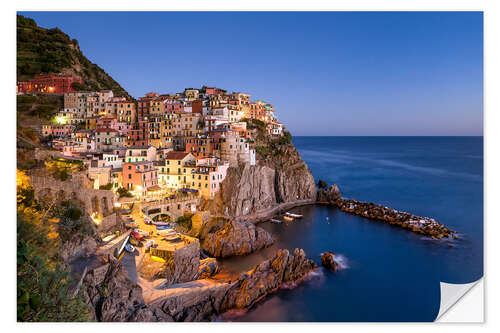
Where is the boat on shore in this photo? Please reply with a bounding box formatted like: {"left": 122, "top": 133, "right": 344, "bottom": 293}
{"left": 286, "top": 212, "right": 303, "bottom": 218}
{"left": 152, "top": 221, "right": 170, "bottom": 226}
{"left": 271, "top": 219, "right": 283, "bottom": 224}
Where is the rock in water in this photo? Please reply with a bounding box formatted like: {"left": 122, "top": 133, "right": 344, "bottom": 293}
{"left": 317, "top": 183, "right": 342, "bottom": 204}
{"left": 220, "top": 248, "right": 317, "bottom": 311}
{"left": 199, "top": 216, "right": 273, "bottom": 258}
{"left": 321, "top": 252, "right": 339, "bottom": 271}
{"left": 318, "top": 179, "right": 328, "bottom": 189}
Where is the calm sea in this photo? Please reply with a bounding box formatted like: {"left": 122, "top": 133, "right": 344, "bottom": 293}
{"left": 219, "top": 136, "right": 483, "bottom": 322}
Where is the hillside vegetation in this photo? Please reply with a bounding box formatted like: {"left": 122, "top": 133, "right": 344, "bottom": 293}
{"left": 17, "top": 15, "right": 132, "bottom": 99}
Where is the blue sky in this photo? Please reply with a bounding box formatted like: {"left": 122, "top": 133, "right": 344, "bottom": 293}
{"left": 20, "top": 11, "right": 483, "bottom": 136}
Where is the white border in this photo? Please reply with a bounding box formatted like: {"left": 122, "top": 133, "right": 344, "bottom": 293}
{"left": 2, "top": 1, "right": 497, "bottom": 332}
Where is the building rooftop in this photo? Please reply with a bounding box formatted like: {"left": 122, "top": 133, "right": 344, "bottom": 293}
{"left": 165, "top": 151, "right": 191, "bottom": 160}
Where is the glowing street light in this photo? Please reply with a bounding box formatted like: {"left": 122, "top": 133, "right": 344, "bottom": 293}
{"left": 56, "top": 116, "right": 65, "bottom": 124}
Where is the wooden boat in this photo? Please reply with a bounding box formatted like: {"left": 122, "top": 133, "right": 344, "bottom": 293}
{"left": 151, "top": 255, "right": 166, "bottom": 263}
{"left": 156, "top": 225, "right": 168, "bottom": 230}
{"left": 270, "top": 219, "right": 283, "bottom": 224}
{"left": 283, "top": 216, "right": 294, "bottom": 222}
{"left": 164, "top": 233, "right": 180, "bottom": 241}
{"left": 152, "top": 221, "right": 170, "bottom": 226}
{"left": 286, "top": 212, "right": 303, "bottom": 218}
{"left": 157, "top": 228, "right": 176, "bottom": 236}
{"left": 125, "top": 222, "right": 137, "bottom": 229}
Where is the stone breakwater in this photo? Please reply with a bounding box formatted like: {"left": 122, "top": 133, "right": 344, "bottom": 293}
{"left": 336, "top": 198, "right": 456, "bottom": 239}
{"left": 317, "top": 181, "right": 456, "bottom": 239}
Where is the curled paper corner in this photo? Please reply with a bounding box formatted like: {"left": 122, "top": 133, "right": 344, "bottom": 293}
{"left": 435, "top": 278, "right": 484, "bottom": 322}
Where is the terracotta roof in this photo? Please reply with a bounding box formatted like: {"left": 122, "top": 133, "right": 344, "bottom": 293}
{"left": 95, "top": 127, "right": 118, "bottom": 133}
{"left": 165, "top": 152, "right": 190, "bottom": 160}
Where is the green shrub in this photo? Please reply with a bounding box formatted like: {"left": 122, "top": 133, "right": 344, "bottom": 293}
{"left": 99, "top": 183, "right": 113, "bottom": 190}
{"left": 117, "top": 187, "right": 133, "bottom": 198}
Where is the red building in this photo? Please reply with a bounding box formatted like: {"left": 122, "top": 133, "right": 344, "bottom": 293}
{"left": 126, "top": 119, "right": 149, "bottom": 147}
{"left": 17, "top": 73, "right": 83, "bottom": 94}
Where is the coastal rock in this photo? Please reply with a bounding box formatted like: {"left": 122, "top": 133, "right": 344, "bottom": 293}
{"left": 197, "top": 258, "right": 219, "bottom": 279}
{"left": 85, "top": 248, "right": 316, "bottom": 322}
{"left": 82, "top": 257, "right": 147, "bottom": 321}
{"left": 317, "top": 183, "right": 342, "bottom": 204}
{"left": 60, "top": 234, "right": 98, "bottom": 262}
{"left": 335, "top": 198, "right": 456, "bottom": 238}
{"left": 220, "top": 248, "right": 317, "bottom": 311}
{"left": 199, "top": 216, "right": 273, "bottom": 258}
{"left": 216, "top": 142, "right": 317, "bottom": 217}
{"left": 321, "top": 252, "right": 339, "bottom": 271}
{"left": 318, "top": 179, "right": 329, "bottom": 189}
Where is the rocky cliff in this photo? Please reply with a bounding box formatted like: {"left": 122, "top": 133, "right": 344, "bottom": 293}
{"left": 82, "top": 258, "right": 149, "bottom": 321}
{"left": 211, "top": 141, "right": 317, "bottom": 218}
{"left": 147, "top": 248, "right": 317, "bottom": 321}
{"left": 198, "top": 216, "right": 273, "bottom": 258}
{"left": 82, "top": 248, "right": 316, "bottom": 322}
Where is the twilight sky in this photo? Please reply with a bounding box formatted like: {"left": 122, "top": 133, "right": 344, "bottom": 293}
{"left": 20, "top": 11, "right": 483, "bottom": 136}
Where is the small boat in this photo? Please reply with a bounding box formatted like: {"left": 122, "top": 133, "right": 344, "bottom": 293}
{"left": 164, "top": 233, "right": 180, "bottom": 241}
{"left": 156, "top": 225, "right": 168, "bottom": 230}
{"left": 283, "top": 216, "right": 294, "bottom": 222}
{"left": 125, "top": 222, "right": 137, "bottom": 229}
{"left": 151, "top": 255, "right": 166, "bottom": 263}
{"left": 286, "top": 212, "right": 303, "bottom": 218}
{"left": 157, "top": 228, "right": 176, "bottom": 236}
{"left": 152, "top": 221, "right": 170, "bottom": 226}
{"left": 144, "top": 240, "right": 155, "bottom": 249}
{"left": 270, "top": 219, "right": 282, "bottom": 224}
{"left": 134, "top": 229, "right": 149, "bottom": 237}
{"left": 125, "top": 243, "right": 135, "bottom": 253}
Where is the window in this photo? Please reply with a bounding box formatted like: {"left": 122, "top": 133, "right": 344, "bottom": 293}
{"left": 128, "top": 174, "right": 131, "bottom": 179}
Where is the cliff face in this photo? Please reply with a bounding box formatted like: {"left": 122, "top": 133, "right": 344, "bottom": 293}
{"left": 198, "top": 217, "right": 273, "bottom": 258}
{"left": 147, "top": 248, "right": 317, "bottom": 322}
{"left": 217, "top": 142, "right": 317, "bottom": 217}
{"left": 82, "top": 248, "right": 316, "bottom": 322}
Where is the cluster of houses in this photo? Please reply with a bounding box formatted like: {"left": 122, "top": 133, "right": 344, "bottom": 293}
{"left": 40, "top": 85, "right": 284, "bottom": 200}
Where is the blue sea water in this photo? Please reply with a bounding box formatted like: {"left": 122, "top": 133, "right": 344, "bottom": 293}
{"left": 220, "top": 136, "right": 483, "bottom": 322}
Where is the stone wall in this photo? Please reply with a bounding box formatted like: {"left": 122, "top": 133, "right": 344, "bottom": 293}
{"left": 141, "top": 196, "right": 200, "bottom": 220}
{"left": 29, "top": 169, "right": 120, "bottom": 233}
{"left": 139, "top": 237, "right": 200, "bottom": 287}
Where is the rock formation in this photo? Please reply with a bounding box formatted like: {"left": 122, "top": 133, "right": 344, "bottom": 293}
{"left": 82, "top": 248, "right": 317, "bottom": 322}
{"left": 198, "top": 216, "right": 273, "bottom": 258}
{"left": 82, "top": 257, "right": 157, "bottom": 321}
{"left": 336, "top": 198, "right": 456, "bottom": 238}
{"left": 213, "top": 142, "right": 317, "bottom": 218}
{"left": 315, "top": 181, "right": 456, "bottom": 239}
{"left": 317, "top": 182, "right": 342, "bottom": 204}
{"left": 147, "top": 248, "right": 317, "bottom": 321}
{"left": 60, "top": 234, "right": 98, "bottom": 262}
{"left": 138, "top": 240, "right": 200, "bottom": 285}
{"left": 321, "top": 252, "right": 339, "bottom": 271}
{"left": 197, "top": 258, "right": 219, "bottom": 279}
{"left": 220, "top": 248, "right": 317, "bottom": 311}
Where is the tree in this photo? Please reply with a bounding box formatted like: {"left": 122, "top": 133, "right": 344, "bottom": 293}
{"left": 17, "top": 171, "right": 91, "bottom": 321}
